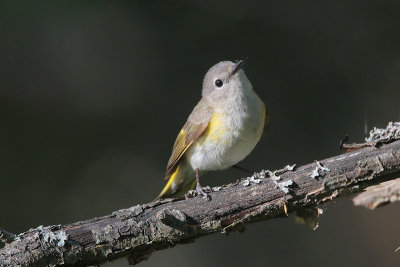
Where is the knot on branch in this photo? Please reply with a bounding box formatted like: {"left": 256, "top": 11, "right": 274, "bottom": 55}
{"left": 152, "top": 209, "right": 196, "bottom": 241}
{"left": 156, "top": 209, "right": 187, "bottom": 227}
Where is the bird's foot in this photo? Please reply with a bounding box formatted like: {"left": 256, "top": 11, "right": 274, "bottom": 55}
{"left": 196, "top": 184, "right": 211, "bottom": 201}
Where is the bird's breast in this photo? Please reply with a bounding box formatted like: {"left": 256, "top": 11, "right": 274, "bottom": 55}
{"left": 187, "top": 92, "right": 265, "bottom": 171}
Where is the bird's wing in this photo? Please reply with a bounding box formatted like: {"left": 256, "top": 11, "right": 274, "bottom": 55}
{"left": 165, "top": 99, "right": 213, "bottom": 178}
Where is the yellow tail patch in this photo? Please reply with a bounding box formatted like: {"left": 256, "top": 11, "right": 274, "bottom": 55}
{"left": 157, "top": 165, "right": 180, "bottom": 199}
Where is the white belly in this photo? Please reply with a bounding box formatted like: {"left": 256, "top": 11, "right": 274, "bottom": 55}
{"left": 186, "top": 94, "right": 265, "bottom": 171}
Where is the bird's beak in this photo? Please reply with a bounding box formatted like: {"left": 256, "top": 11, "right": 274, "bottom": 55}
{"left": 229, "top": 60, "right": 243, "bottom": 79}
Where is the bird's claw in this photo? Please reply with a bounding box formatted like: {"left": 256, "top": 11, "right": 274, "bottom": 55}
{"left": 196, "top": 184, "right": 211, "bottom": 201}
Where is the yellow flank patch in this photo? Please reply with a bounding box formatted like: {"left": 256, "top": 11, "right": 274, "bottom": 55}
{"left": 203, "top": 112, "right": 229, "bottom": 143}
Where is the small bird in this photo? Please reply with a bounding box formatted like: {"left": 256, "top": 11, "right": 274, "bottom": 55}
{"left": 157, "top": 60, "right": 268, "bottom": 199}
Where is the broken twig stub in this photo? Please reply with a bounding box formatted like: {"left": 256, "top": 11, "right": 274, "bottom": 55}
{"left": 341, "top": 121, "right": 400, "bottom": 152}
{"left": 353, "top": 177, "right": 400, "bottom": 209}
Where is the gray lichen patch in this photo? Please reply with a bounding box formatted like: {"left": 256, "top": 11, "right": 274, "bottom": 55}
{"left": 365, "top": 121, "right": 400, "bottom": 144}
{"left": 0, "top": 225, "right": 73, "bottom": 266}
{"left": 34, "top": 225, "right": 69, "bottom": 248}
{"left": 284, "top": 164, "right": 296, "bottom": 171}
{"left": 56, "top": 231, "right": 68, "bottom": 247}
{"left": 275, "top": 180, "right": 294, "bottom": 194}
{"left": 264, "top": 169, "right": 294, "bottom": 193}
{"left": 212, "top": 186, "right": 222, "bottom": 192}
{"left": 241, "top": 165, "right": 296, "bottom": 193}
{"left": 311, "top": 161, "right": 330, "bottom": 179}
{"left": 242, "top": 175, "right": 261, "bottom": 186}
{"left": 241, "top": 164, "right": 296, "bottom": 187}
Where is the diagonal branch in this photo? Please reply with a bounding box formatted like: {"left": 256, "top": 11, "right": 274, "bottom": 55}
{"left": 1, "top": 138, "right": 400, "bottom": 266}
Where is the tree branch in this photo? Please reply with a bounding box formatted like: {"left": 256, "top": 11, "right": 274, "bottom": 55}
{"left": 2, "top": 139, "right": 400, "bottom": 266}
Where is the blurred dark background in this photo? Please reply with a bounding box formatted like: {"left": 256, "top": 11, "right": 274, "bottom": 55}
{"left": 1, "top": 1, "right": 400, "bottom": 266}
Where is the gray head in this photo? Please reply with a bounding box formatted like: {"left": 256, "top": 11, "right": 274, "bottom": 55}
{"left": 202, "top": 60, "right": 252, "bottom": 102}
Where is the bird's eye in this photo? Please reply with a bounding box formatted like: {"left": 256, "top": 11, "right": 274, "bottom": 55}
{"left": 215, "top": 79, "right": 223, "bottom": 87}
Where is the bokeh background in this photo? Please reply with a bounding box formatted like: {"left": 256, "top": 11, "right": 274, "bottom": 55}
{"left": 1, "top": 1, "right": 400, "bottom": 266}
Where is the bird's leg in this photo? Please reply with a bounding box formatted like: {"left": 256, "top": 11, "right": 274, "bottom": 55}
{"left": 195, "top": 168, "right": 211, "bottom": 200}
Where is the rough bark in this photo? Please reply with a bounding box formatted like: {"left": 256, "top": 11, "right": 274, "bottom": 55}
{"left": 1, "top": 140, "right": 400, "bottom": 267}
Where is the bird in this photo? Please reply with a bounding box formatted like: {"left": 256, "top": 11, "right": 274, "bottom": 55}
{"left": 156, "top": 60, "right": 268, "bottom": 200}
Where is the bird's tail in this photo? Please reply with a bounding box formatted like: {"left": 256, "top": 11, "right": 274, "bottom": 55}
{"left": 156, "top": 161, "right": 196, "bottom": 200}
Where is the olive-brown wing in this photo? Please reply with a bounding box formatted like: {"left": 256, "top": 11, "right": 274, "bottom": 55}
{"left": 165, "top": 99, "right": 213, "bottom": 178}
